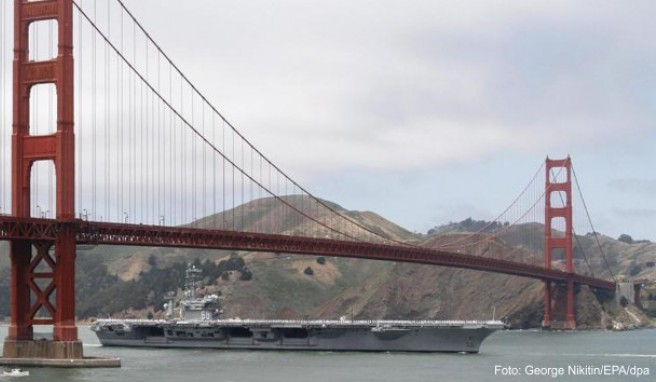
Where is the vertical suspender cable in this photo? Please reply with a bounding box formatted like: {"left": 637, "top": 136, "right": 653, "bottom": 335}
{"left": 105, "top": 1, "right": 110, "bottom": 220}
{"left": 92, "top": 0, "right": 97, "bottom": 219}
{"left": 48, "top": 20, "right": 54, "bottom": 215}
{"left": 259, "top": 154, "right": 263, "bottom": 233}
{"left": 536, "top": 174, "right": 541, "bottom": 265}
{"left": 32, "top": 23, "right": 38, "bottom": 217}
{"left": 250, "top": 147, "right": 254, "bottom": 224}
{"left": 268, "top": 161, "right": 272, "bottom": 233}
{"left": 150, "top": 38, "right": 155, "bottom": 224}
{"left": 131, "top": 20, "right": 136, "bottom": 222}
{"left": 117, "top": 3, "right": 123, "bottom": 221}
{"left": 230, "top": 126, "right": 236, "bottom": 231}
{"left": 76, "top": 7, "right": 82, "bottom": 217}
{"left": 134, "top": 23, "right": 139, "bottom": 222}
{"left": 0, "top": 0, "right": 4, "bottom": 214}
{"left": 0, "top": 0, "right": 5, "bottom": 214}
{"left": 150, "top": 40, "right": 155, "bottom": 224}
{"left": 222, "top": 119, "right": 226, "bottom": 228}
{"left": 157, "top": 48, "right": 161, "bottom": 224}
{"left": 140, "top": 35, "right": 145, "bottom": 223}
{"left": 283, "top": 177, "right": 287, "bottom": 232}
{"left": 180, "top": 69, "right": 184, "bottom": 224}
{"left": 128, "top": 17, "right": 134, "bottom": 222}
{"left": 169, "top": 64, "right": 174, "bottom": 225}
{"left": 241, "top": 136, "right": 244, "bottom": 229}
{"left": 141, "top": 31, "right": 146, "bottom": 223}
{"left": 116, "top": 5, "right": 121, "bottom": 220}
{"left": 145, "top": 36, "right": 149, "bottom": 223}
{"left": 212, "top": 109, "right": 216, "bottom": 228}
{"left": 155, "top": 46, "right": 159, "bottom": 223}
{"left": 166, "top": 61, "right": 170, "bottom": 224}
{"left": 203, "top": 100, "right": 206, "bottom": 222}
{"left": 191, "top": 90, "right": 195, "bottom": 225}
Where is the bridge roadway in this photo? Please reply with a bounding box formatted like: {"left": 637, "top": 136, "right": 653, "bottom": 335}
{"left": 0, "top": 216, "right": 615, "bottom": 290}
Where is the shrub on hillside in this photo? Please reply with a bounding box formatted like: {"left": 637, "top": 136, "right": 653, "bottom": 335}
{"left": 239, "top": 268, "right": 253, "bottom": 281}
{"left": 618, "top": 234, "right": 634, "bottom": 244}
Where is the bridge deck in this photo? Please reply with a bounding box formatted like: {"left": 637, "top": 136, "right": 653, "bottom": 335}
{"left": 0, "top": 216, "right": 615, "bottom": 290}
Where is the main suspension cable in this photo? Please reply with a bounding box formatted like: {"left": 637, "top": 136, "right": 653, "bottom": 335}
{"left": 104, "top": 0, "right": 408, "bottom": 244}
{"left": 72, "top": 1, "right": 379, "bottom": 243}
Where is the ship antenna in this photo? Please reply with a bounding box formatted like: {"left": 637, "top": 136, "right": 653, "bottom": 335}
{"left": 185, "top": 265, "right": 202, "bottom": 300}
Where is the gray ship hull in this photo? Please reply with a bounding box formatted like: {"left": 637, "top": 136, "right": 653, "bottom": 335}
{"left": 91, "top": 319, "right": 503, "bottom": 353}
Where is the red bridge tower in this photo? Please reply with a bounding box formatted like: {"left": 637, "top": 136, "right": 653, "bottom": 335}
{"left": 4, "top": 0, "right": 81, "bottom": 359}
{"left": 543, "top": 157, "right": 576, "bottom": 329}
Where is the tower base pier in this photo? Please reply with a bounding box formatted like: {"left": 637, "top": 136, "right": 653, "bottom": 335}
{"left": 0, "top": 340, "right": 120, "bottom": 368}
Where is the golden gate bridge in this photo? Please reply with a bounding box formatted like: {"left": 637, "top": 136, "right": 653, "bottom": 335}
{"left": 0, "top": 0, "right": 616, "bottom": 364}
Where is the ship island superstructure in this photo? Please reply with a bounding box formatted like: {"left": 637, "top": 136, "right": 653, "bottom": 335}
{"left": 91, "top": 265, "right": 505, "bottom": 353}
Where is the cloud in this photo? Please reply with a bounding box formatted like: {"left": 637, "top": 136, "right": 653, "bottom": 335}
{"left": 2, "top": 0, "right": 655, "bottom": 240}
{"left": 613, "top": 208, "right": 656, "bottom": 219}
{"left": 608, "top": 179, "right": 656, "bottom": 195}
{"left": 152, "top": 0, "right": 656, "bottom": 176}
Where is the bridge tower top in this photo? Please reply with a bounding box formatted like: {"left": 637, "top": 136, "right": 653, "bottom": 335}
{"left": 12, "top": 0, "right": 75, "bottom": 219}
{"left": 544, "top": 156, "right": 573, "bottom": 273}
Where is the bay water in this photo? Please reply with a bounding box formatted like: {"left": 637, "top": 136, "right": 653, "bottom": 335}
{"left": 0, "top": 326, "right": 654, "bottom": 382}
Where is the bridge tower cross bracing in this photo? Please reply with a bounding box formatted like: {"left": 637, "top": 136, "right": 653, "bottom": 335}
{"left": 4, "top": 0, "right": 82, "bottom": 359}
{"left": 543, "top": 157, "right": 576, "bottom": 330}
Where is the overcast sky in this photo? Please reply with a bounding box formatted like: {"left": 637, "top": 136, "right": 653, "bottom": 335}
{"left": 113, "top": 0, "right": 656, "bottom": 240}
{"left": 1, "top": 1, "right": 654, "bottom": 241}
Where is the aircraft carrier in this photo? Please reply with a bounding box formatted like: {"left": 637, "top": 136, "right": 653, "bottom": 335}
{"left": 91, "top": 266, "right": 505, "bottom": 353}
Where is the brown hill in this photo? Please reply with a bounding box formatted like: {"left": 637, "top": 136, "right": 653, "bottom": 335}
{"left": 1, "top": 196, "right": 654, "bottom": 329}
